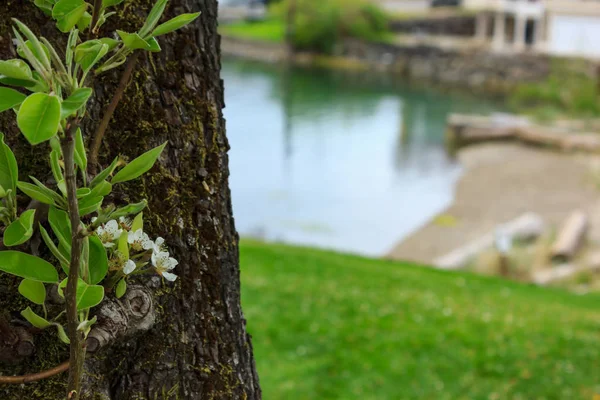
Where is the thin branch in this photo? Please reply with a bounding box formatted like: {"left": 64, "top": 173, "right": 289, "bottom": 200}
{"left": 61, "top": 120, "right": 86, "bottom": 400}
{"left": 89, "top": 51, "right": 140, "bottom": 175}
{"left": 89, "top": 0, "right": 103, "bottom": 39}
{"left": 0, "top": 361, "right": 69, "bottom": 384}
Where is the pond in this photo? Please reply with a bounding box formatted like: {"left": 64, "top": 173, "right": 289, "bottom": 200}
{"left": 223, "top": 58, "right": 500, "bottom": 256}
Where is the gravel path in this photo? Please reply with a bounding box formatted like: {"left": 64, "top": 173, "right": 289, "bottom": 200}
{"left": 388, "top": 143, "right": 600, "bottom": 263}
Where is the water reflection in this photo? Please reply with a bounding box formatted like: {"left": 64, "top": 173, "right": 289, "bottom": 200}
{"left": 223, "top": 59, "right": 500, "bottom": 255}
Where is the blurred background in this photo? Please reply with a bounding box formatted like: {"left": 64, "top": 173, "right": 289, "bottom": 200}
{"left": 219, "top": 0, "right": 600, "bottom": 398}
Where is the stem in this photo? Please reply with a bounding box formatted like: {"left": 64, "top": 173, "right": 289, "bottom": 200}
{"left": 89, "top": 0, "right": 103, "bottom": 39}
{"left": 61, "top": 121, "right": 85, "bottom": 400}
{"left": 0, "top": 361, "right": 69, "bottom": 384}
{"left": 89, "top": 51, "right": 140, "bottom": 174}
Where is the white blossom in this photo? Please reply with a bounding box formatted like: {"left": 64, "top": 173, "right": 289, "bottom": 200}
{"left": 123, "top": 259, "right": 136, "bottom": 275}
{"left": 128, "top": 229, "right": 153, "bottom": 251}
{"left": 152, "top": 237, "right": 165, "bottom": 254}
{"left": 96, "top": 220, "right": 122, "bottom": 247}
{"left": 152, "top": 251, "right": 178, "bottom": 281}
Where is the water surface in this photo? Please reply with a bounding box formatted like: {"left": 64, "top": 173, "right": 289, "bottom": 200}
{"left": 223, "top": 59, "right": 499, "bottom": 256}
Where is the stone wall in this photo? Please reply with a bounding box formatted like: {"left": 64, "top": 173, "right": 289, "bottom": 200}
{"left": 220, "top": 36, "right": 599, "bottom": 95}
{"left": 389, "top": 16, "right": 475, "bottom": 37}
{"left": 221, "top": 35, "right": 287, "bottom": 62}
{"left": 339, "top": 39, "right": 558, "bottom": 94}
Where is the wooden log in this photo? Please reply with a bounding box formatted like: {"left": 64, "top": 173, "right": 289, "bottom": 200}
{"left": 434, "top": 212, "right": 544, "bottom": 270}
{"left": 550, "top": 210, "right": 588, "bottom": 262}
{"left": 532, "top": 252, "right": 600, "bottom": 285}
{"left": 446, "top": 113, "right": 600, "bottom": 154}
{"left": 515, "top": 126, "right": 600, "bottom": 152}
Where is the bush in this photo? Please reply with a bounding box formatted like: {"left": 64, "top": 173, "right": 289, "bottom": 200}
{"left": 272, "top": 0, "right": 389, "bottom": 54}
{"left": 509, "top": 59, "right": 600, "bottom": 118}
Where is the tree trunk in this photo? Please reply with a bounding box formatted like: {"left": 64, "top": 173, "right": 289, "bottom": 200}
{"left": 0, "top": 1, "right": 261, "bottom": 399}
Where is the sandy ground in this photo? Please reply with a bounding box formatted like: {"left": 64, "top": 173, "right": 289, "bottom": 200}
{"left": 388, "top": 143, "right": 600, "bottom": 263}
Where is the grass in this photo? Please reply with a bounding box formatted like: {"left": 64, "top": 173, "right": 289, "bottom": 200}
{"left": 219, "top": 19, "right": 285, "bottom": 43}
{"left": 240, "top": 240, "right": 600, "bottom": 399}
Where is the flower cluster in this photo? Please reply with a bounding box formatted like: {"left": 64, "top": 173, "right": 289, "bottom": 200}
{"left": 94, "top": 216, "right": 178, "bottom": 281}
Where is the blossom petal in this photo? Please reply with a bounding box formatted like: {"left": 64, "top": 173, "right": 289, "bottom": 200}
{"left": 123, "top": 260, "right": 136, "bottom": 274}
{"left": 162, "top": 271, "right": 178, "bottom": 282}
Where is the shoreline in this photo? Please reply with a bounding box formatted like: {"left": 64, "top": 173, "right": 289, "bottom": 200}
{"left": 220, "top": 35, "right": 597, "bottom": 98}
{"left": 388, "top": 142, "right": 600, "bottom": 265}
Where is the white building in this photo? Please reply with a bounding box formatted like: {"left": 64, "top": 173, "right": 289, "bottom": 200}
{"left": 464, "top": 0, "right": 600, "bottom": 59}
{"left": 544, "top": 0, "right": 600, "bottom": 58}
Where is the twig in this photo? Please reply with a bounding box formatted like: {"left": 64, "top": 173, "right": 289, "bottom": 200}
{"left": 0, "top": 361, "right": 69, "bottom": 384}
{"left": 88, "top": 51, "right": 140, "bottom": 174}
{"left": 61, "top": 120, "right": 86, "bottom": 400}
{"left": 89, "top": 0, "right": 103, "bottom": 39}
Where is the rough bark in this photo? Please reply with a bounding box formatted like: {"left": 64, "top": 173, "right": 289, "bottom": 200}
{"left": 0, "top": 1, "right": 260, "bottom": 399}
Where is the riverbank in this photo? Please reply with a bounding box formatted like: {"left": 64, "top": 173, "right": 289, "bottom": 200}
{"left": 220, "top": 34, "right": 598, "bottom": 98}
{"left": 388, "top": 143, "right": 600, "bottom": 268}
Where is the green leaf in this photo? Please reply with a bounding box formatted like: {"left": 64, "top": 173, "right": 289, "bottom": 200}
{"left": 0, "top": 75, "right": 38, "bottom": 89}
{"left": 0, "top": 251, "right": 59, "bottom": 282}
{"left": 4, "top": 209, "right": 36, "bottom": 247}
{"left": 61, "top": 88, "right": 92, "bottom": 119}
{"left": 49, "top": 206, "right": 72, "bottom": 251}
{"left": 58, "top": 278, "right": 105, "bottom": 309}
{"left": 75, "top": 40, "right": 109, "bottom": 73}
{"left": 88, "top": 235, "right": 108, "bottom": 285}
{"left": 18, "top": 181, "right": 55, "bottom": 205}
{"left": 116, "top": 30, "right": 151, "bottom": 50}
{"left": 56, "top": 324, "right": 70, "bottom": 344}
{"left": 112, "top": 142, "right": 166, "bottom": 184}
{"left": 77, "top": 11, "right": 92, "bottom": 31}
{"left": 117, "top": 230, "right": 129, "bottom": 260}
{"left": 90, "top": 156, "right": 119, "bottom": 188}
{"left": 21, "top": 306, "right": 50, "bottom": 329}
{"left": 131, "top": 212, "right": 143, "bottom": 232}
{"left": 76, "top": 188, "right": 91, "bottom": 198}
{"left": 87, "top": 180, "right": 112, "bottom": 198}
{"left": 75, "top": 278, "right": 104, "bottom": 310}
{"left": 99, "top": 37, "right": 119, "bottom": 51}
{"left": 151, "top": 12, "right": 201, "bottom": 37}
{"left": 34, "top": 0, "right": 54, "bottom": 16}
{"left": 0, "top": 134, "right": 18, "bottom": 193}
{"left": 102, "top": 0, "right": 125, "bottom": 7}
{"left": 0, "top": 87, "right": 27, "bottom": 113}
{"left": 29, "top": 176, "right": 64, "bottom": 205}
{"left": 74, "top": 127, "right": 87, "bottom": 172}
{"left": 146, "top": 37, "right": 161, "bottom": 52}
{"left": 52, "top": 0, "right": 88, "bottom": 33}
{"left": 0, "top": 59, "right": 33, "bottom": 81}
{"left": 79, "top": 195, "right": 103, "bottom": 216}
{"left": 18, "top": 279, "right": 46, "bottom": 305}
{"left": 50, "top": 150, "right": 64, "bottom": 185}
{"left": 109, "top": 200, "right": 147, "bottom": 220}
{"left": 40, "top": 224, "right": 70, "bottom": 268}
{"left": 115, "top": 278, "right": 126, "bottom": 299}
{"left": 66, "top": 29, "right": 79, "bottom": 70}
{"left": 27, "top": 71, "right": 50, "bottom": 93}
{"left": 140, "top": 0, "right": 168, "bottom": 37}
{"left": 40, "top": 37, "right": 68, "bottom": 77}
{"left": 17, "top": 93, "right": 61, "bottom": 145}
{"left": 16, "top": 40, "right": 51, "bottom": 68}
{"left": 12, "top": 19, "right": 51, "bottom": 70}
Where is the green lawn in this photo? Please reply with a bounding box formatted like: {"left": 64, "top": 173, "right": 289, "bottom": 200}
{"left": 240, "top": 240, "right": 600, "bottom": 399}
{"left": 220, "top": 19, "right": 285, "bottom": 43}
